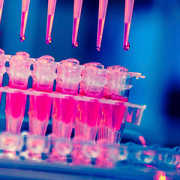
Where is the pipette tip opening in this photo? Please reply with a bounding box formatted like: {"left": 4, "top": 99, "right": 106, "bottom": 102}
{"left": 123, "top": 42, "right": 130, "bottom": 51}
{"left": 96, "top": 47, "right": 100, "bottom": 51}
{"left": 46, "top": 37, "right": 52, "bottom": 44}
{"left": 20, "top": 35, "right": 26, "bottom": 42}
{"left": 72, "top": 42, "right": 78, "bottom": 48}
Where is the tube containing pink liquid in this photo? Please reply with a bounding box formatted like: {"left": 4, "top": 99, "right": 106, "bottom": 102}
{"left": 79, "top": 62, "right": 107, "bottom": 141}
{"left": 29, "top": 55, "right": 56, "bottom": 136}
{"left": 46, "top": 0, "right": 57, "bottom": 44}
{"left": 96, "top": 0, "right": 108, "bottom": 51}
{"left": 6, "top": 52, "right": 32, "bottom": 134}
{"left": 123, "top": 0, "right": 135, "bottom": 51}
{"left": 72, "top": 0, "right": 83, "bottom": 47}
{"left": 52, "top": 58, "right": 83, "bottom": 139}
{"left": 20, "top": 0, "right": 30, "bottom": 42}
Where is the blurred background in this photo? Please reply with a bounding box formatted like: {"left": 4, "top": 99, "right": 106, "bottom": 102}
{"left": 0, "top": 0, "right": 180, "bottom": 148}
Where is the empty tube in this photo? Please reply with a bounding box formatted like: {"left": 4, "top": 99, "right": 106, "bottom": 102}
{"left": 46, "top": 0, "right": 57, "bottom": 44}
{"left": 96, "top": 0, "right": 108, "bottom": 51}
{"left": 20, "top": 0, "right": 30, "bottom": 42}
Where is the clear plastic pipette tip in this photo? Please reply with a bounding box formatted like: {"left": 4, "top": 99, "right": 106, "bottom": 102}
{"left": 72, "top": 0, "right": 83, "bottom": 48}
{"left": 96, "top": 0, "right": 108, "bottom": 51}
{"left": 46, "top": 0, "right": 57, "bottom": 44}
{"left": 0, "top": 0, "right": 4, "bottom": 35}
{"left": 20, "top": 0, "right": 30, "bottom": 42}
{"left": 123, "top": 0, "right": 134, "bottom": 51}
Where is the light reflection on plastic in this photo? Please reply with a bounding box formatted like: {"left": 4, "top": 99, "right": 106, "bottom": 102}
{"left": 155, "top": 171, "right": 167, "bottom": 180}
{"left": 139, "top": 135, "right": 146, "bottom": 146}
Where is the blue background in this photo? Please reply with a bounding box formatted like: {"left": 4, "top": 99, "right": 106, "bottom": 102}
{"left": 0, "top": 0, "right": 180, "bottom": 147}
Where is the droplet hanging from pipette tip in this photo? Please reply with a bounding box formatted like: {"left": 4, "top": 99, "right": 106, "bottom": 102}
{"left": 72, "top": 41, "right": 78, "bottom": 48}
{"left": 20, "top": 35, "right": 26, "bottom": 42}
{"left": 123, "top": 42, "right": 130, "bottom": 51}
{"left": 46, "top": 37, "right": 52, "bottom": 44}
{"left": 96, "top": 46, "right": 100, "bottom": 51}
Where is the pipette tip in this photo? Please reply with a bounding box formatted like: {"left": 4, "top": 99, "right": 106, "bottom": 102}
{"left": 72, "top": 42, "right": 78, "bottom": 48}
{"left": 20, "top": 35, "right": 26, "bottom": 42}
{"left": 46, "top": 37, "right": 52, "bottom": 44}
{"left": 123, "top": 42, "right": 130, "bottom": 51}
{"left": 96, "top": 47, "right": 100, "bottom": 51}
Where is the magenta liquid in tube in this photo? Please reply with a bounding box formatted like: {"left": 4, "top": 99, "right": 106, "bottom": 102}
{"left": 6, "top": 52, "right": 32, "bottom": 134}
{"left": 29, "top": 55, "right": 56, "bottom": 136}
{"left": 79, "top": 62, "right": 107, "bottom": 141}
{"left": 52, "top": 58, "right": 83, "bottom": 139}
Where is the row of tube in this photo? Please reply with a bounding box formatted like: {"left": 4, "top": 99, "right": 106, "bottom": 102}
{"left": 0, "top": 49, "right": 144, "bottom": 144}
{"left": 0, "top": 0, "right": 135, "bottom": 51}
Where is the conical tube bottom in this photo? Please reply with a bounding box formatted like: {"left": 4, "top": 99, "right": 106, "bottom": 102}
{"left": 29, "top": 118, "right": 49, "bottom": 136}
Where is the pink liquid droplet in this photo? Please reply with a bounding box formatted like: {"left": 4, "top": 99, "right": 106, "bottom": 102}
{"left": 123, "top": 42, "right": 130, "bottom": 51}
{"left": 20, "top": 35, "right": 25, "bottom": 42}
{"left": 72, "top": 41, "right": 78, "bottom": 48}
{"left": 46, "top": 37, "right": 52, "bottom": 44}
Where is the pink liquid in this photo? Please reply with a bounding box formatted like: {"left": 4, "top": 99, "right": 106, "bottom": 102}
{"left": 72, "top": 17, "right": 80, "bottom": 47}
{"left": 52, "top": 87, "right": 77, "bottom": 138}
{"left": 20, "top": 11, "right": 28, "bottom": 42}
{"left": 29, "top": 83, "right": 52, "bottom": 135}
{"left": 46, "top": 14, "right": 54, "bottom": 44}
{"left": 6, "top": 79, "right": 27, "bottom": 134}
{"left": 112, "top": 97, "right": 128, "bottom": 131}
{"left": 96, "top": 18, "right": 105, "bottom": 51}
{"left": 123, "top": 22, "right": 130, "bottom": 51}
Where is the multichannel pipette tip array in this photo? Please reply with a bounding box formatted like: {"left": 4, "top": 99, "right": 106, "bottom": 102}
{"left": 0, "top": 0, "right": 135, "bottom": 50}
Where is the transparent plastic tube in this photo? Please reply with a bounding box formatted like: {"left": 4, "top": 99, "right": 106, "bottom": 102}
{"left": 96, "top": 0, "right": 108, "bottom": 51}
{"left": 123, "top": 0, "right": 135, "bottom": 51}
{"left": 29, "top": 55, "right": 56, "bottom": 136}
{"left": 80, "top": 62, "right": 107, "bottom": 141}
{"left": 52, "top": 58, "right": 83, "bottom": 139}
{"left": 6, "top": 52, "right": 32, "bottom": 134}
{"left": 0, "top": 49, "right": 11, "bottom": 102}
{"left": 0, "top": 0, "right": 4, "bottom": 34}
{"left": 46, "top": 0, "right": 57, "bottom": 44}
{"left": 72, "top": 0, "right": 83, "bottom": 47}
{"left": 20, "top": 0, "right": 30, "bottom": 42}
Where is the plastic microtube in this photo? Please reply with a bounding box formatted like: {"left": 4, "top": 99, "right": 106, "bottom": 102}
{"left": 29, "top": 55, "right": 56, "bottom": 136}
{"left": 72, "top": 0, "right": 83, "bottom": 47}
{"left": 20, "top": 0, "right": 30, "bottom": 42}
{"left": 96, "top": 0, "right": 108, "bottom": 51}
{"left": 6, "top": 52, "right": 32, "bottom": 134}
{"left": 80, "top": 62, "right": 107, "bottom": 141}
{"left": 46, "top": 0, "right": 57, "bottom": 44}
{"left": 52, "top": 58, "right": 83, "bottom": 138}
{"left": 123, "top": 0, "right": 134, "bottom": 51}
{"left": 0, "top": 49, "right": 11, "bottom": 101}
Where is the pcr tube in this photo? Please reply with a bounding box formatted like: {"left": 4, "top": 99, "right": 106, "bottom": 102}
{"left": 29, "top": 55, "right": 56, "bottom": 136}
{"left": 52, "top": 58, "right": 83, "bottom": 138}
{"left": 6, "top": 52, "right": 32, "bottom": 134}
